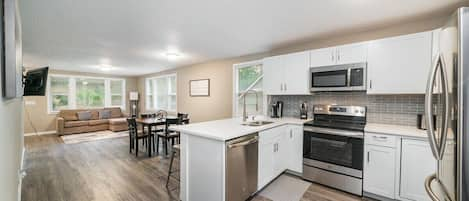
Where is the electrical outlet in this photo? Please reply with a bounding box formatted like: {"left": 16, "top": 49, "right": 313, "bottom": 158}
{"left": 24, "top": 100, "right": 36, "bottom": 105}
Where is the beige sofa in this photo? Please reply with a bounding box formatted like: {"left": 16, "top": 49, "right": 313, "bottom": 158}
{"left": 56, "top": 107, "right": 128, "bottom": 135}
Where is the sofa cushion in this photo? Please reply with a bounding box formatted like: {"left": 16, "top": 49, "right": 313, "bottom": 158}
{"left": 99, "top": 110, "right": 112, "bottom": 119}
{"left": 90, "top": 110, "right": 100, "bottom": 120}
{"left": 104, "top": 107, "right": 122, "bottom": 118}
{"left": 59, "top": 110, "right": 79, "bottom": 121}
{"left": 108, "top": 118, "right": 127, "bottom": 125}
{"left": 77, "top": 111, "right": 92, "bottom": 121}
{"left": 64, "top": 121, "right": 89, "bottom": 128}
{"left": 88, "top": 119, "right": 109, "bottom": 126}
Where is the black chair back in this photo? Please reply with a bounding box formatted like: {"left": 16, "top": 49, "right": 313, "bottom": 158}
{"left": 177, "top": 113, "right": 189, "bottom": 125}
{"left": 126, "top": 118, "right": 138, "bottom": 136}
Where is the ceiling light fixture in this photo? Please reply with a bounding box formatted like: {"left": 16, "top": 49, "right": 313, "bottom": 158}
{"left": 100, "top": 64, "right": 112, "bottom": 71}
{"left": 166, "top": 52, "right": 180, "bottom": 60}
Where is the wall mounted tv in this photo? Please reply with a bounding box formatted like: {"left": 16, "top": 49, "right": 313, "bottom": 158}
{"left": 1, "top": 0, "right": 23, "bottom": 99}
{"left": 23, "top": 67, "right": 48, "bottom": 96}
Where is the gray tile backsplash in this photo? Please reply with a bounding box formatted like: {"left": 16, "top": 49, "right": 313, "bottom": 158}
{"left": 269, "top": 92, "right": 424, "bottom": 126}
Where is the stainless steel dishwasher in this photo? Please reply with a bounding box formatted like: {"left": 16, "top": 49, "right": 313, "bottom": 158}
{"left": 226, "top": 133, "right": 258, "bottom": 201}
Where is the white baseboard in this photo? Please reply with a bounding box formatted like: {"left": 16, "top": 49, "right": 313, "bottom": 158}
{"left": 18, "top": 147, "right": 25, "bottom": 201}
{"left": 23, "top": 130, "right": 56, "bottom": 136}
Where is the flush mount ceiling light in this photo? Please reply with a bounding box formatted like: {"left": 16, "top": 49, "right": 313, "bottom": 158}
{"left": 166, "top": 52, "right": 180, "bottom": 60}
{"left": 100, "top": 64, "right": 112, "bottom": 71}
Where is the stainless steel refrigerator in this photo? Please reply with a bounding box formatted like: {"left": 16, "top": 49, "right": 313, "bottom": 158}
{"left": 424, "top": 7, "right": 469, "bottom": 201}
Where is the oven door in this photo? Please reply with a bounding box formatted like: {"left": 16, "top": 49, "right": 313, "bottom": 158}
{"left": 303, "top": 128, "right": 363, "bottom": 172}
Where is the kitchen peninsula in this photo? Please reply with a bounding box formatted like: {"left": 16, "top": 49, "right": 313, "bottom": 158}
{"left": 171, "top": 117, "right": 309, "bottom": 201}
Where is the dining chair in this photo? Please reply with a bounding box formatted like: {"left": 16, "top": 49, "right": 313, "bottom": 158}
{"left": 127, "top": 118, "right": 155, "bottom": 157}
{"left": 166, "top": 144, "right": 180, "bottom": 188}
{"left": 156, "top": 110, "right": 168, "bottom": 119}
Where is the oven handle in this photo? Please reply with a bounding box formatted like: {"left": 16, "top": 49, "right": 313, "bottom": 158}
{"left": 304, "top": 126, "right": 364, "bottom": 138}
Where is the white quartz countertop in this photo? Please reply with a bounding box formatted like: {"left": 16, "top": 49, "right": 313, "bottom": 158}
{"left": 171, "top": 117, "right": 310, "bottom": 141}
{"left": 365, "top": 123, "right": 428, "bottom": 139}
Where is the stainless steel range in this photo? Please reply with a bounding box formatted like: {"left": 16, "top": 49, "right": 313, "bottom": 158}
{"left": 302, "top": 104, "right": 366, "bottom": 196}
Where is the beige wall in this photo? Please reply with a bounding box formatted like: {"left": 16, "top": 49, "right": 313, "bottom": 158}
{"left": 23, "top": 69, "right": 138, "bottom": 134}
{"left": 136, "top": 14, "right": 450, "bottom": 123}
{"left": 138, "top": 53, "right": 268, "bottom": 123}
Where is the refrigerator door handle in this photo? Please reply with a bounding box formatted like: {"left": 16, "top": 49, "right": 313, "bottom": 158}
{"left": 425, "top": 53, "right": 450, "bottom": 160}
{"left": 438, "top": 54, "right": 450, "bottom": 159}
{"left": 425, "top": 173, "right": 453, "bottom": 201}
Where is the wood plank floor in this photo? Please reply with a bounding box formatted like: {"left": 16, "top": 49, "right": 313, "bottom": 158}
{"left": 22, "top": 135, "right": 372, "bottom": 201}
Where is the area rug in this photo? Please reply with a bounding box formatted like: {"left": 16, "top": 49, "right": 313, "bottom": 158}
{"left": 61, "top": 130, "right": 128, "bottom": 144}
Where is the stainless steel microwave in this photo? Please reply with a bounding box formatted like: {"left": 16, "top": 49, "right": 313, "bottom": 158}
{"left": 310, "top": 62, "right": 367, "bottom": 92}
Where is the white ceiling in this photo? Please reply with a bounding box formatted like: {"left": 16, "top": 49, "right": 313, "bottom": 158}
{"left": 20, "top": 0, "right": 466, "bottom": 76}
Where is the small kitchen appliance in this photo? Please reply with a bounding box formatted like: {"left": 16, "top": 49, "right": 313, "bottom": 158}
{"left": 270, "top": 101, "right": 284, "bottom": 118}
{"left": 300, "top": 102, "right": 308, "bottom": 119}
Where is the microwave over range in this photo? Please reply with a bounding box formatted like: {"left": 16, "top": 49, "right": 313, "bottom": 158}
{"left": 310, "top": 62, "right": 367, "bottom": 92}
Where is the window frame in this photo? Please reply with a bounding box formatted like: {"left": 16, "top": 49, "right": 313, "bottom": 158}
{"left": 46, "top": 74, "right": 126, "bottom": 114}
{"left": 144, "top": 73, "right": 177, "bottom": 112}
{"left": 232, "top": 60, "right": 264, "bottom": 117}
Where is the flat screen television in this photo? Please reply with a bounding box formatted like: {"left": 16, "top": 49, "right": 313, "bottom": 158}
{"left": 23, "top": 67, "right": 48, "bottom": 96}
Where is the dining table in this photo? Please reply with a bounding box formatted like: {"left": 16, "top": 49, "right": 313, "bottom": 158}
{"left": 135, "top": 116, "right": 190, "bottom": 157}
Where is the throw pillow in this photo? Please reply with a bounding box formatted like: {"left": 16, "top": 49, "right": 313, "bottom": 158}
{"left": 99, "top": 110, "right": 112, "bottom": 119}
{"left": 77, "top": 111, "right": 92, "bottom": 121}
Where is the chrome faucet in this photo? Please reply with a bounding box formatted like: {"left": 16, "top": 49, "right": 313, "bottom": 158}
{"left": 241, "top": 89, "right": 259, "bottom": 122}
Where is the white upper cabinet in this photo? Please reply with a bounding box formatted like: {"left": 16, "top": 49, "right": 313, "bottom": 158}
{"left": 336, "top": 43, "right": 368, "bottom": 64}
{"left": 263, "top": 51, "right": 310, "bottom": 95}
{"left": 367, "top": 31, "right": 433, "bottom": 94}
{"left": 310, "top": 43, "right": 368, "bottom": 67}
{"left": 263, "top": 55, "right": 284, "bottom": 95}
{"left": 310, "top": 47, "right": 336, "bottom": 67}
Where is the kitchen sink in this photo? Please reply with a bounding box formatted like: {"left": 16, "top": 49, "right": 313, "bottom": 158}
{"left": 241, "top": 120, "right": 274, "bottom": 127}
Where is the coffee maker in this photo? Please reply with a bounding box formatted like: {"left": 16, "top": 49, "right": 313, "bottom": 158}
{"left": 300, "top": 102, "right": 308, "bottom": 119}
{"left": 271, "top": 101, "right": 284, "bottom": 118}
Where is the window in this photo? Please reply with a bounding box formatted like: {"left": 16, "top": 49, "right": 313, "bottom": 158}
{"left": 233, "top": 61, "right": 263, "bottom": 117}
{"left": 49, "top": 76, "right": 70, "bottom": 112}
{"left": 47, "top": 75, "right": 126, "bottom": 113}
{"left": 145, "top": 74, "right": 177, "bottom": 112}
{"left": 76, "top": 78, "right": 105, "bottom": 108}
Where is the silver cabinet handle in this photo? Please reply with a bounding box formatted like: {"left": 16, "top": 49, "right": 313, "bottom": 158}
{"left": 331, "top": 52, "right": 334, "bottom": 61}
{"left": 369, "top": 80, "right": 372, "bottom": 89}
{"left": 372, "top": 136, "right": 387, "bottom": 140}
{"left": 425, "top": 53, "right": 450, "bottom": 160}
{"left": 367, "top": 151, "right": 370, "bottom": 163}
{"left": 280, "top": 83, "right": 283, "bottom": 91}
{"left": 290, "top": 129, "right": 293, "bottom": 138}
{"left": 284, "top": 83, "right": 287, "bottom": 91}
{"left": 227, "top": 136, "right": 258, "bottom": 148}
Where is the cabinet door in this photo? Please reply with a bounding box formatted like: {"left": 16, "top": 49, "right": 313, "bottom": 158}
{"left": 367, "top": 31, "right": 432, "bottom": 94}
{"left": 283, "top": 51, "right": 310, "bottom": 95}
{"left": 263, "top": 55, "right": 285, "bottom": 95}
{"left": 273, "top": 134, "right": 286, "bottom": 177}
{"left": 336, "top": 42, "right": 368, "bottom": 64}
{"left": 258, "top": 132, "right": 275, "bottom": 190}
{"left": 310, "top": 47, "right": 336, "bottom": 67}
{"left": 400, "top": 139, "right": 436, "bottom": 201}
{"left": 285, "top": 125, "right": 303, "bottom": 173}
{"left": 363, "top": 144, "right": 396, "bottom": 199}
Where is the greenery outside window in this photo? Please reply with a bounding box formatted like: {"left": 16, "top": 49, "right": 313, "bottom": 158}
{"left": 233, "top": 61, "right": 263, "bottom": 117}
{"left": 47, "top": 75, "right": 126, "bottom": 113}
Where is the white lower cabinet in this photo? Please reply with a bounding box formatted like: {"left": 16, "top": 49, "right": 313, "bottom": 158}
{"left": 363, "top": 144, "right": 397, "bottom": 199}
{"left": 400, "top": 139, "right": 436, "bottom": 201}
{"left": 285, "top": 125, "right": 303, "bottom": 173}
{"left": 258, "top": 124, "right": 303, "bottom": 190}
{"left": 363, "top": 133, "right": 436, "bottom": 201}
